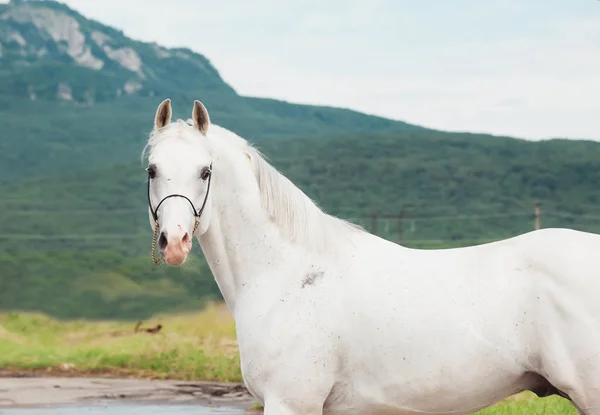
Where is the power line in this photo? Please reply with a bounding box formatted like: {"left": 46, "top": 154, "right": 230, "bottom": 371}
{"left": 2, "top": 203, "right": 600, "bottom": 244}
{"left": 544, "top": 211, "right": 600, "bottom": 220}
{"left": 4, "top": 201, "right": 600, "bottom": 219}
{"left": 0, "top": 209, "right": 146, "bottom": 215}
{"left": 2, "top": 209, "right": 599, "bottom": 219}
{"left": 0, "top": 234, "right": 150, "bottom": 240}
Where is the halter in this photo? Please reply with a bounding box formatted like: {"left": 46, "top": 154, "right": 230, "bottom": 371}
{"left": 147, "top": 163, "right": 213, "bottom": 264}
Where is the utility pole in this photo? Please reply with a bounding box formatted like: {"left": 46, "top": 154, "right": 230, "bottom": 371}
{"left": 397, "top": 209, "right": 404, "bottom": 242}
{"left": 371, "top": 211, "right": 378, "bottom": 235}
{"left": 534, "top": 202, "right": 541, "bottom": 230}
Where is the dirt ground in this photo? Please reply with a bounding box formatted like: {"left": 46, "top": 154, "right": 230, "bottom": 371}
{"left": 0, "top": 373, "right": 256, "bottom": 409}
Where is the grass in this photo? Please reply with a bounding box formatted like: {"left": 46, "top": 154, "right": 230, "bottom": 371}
{"left": 248, "top": 394, "right": 577, "bottom": 414}
{"left": 0, "top": 301, "right": 240, "bottom": 381}
{"left": 0, "top": 302, "right": 579, "bottom": 414}
{"left": 473, "top": 393, "right": 577, "bottom": 415}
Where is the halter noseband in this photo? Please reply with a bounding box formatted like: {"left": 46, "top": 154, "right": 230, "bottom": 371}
{"left": 147, "top": 163, "right": 213, "bottom": 264}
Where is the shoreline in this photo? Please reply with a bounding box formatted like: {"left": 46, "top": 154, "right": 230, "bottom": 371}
{"left": 0, "top": 372, "right": 258, "bottom": 410}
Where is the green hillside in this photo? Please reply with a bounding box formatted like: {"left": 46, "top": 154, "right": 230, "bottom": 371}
{"left": 0, "top": 94, "right": 409, "bottom": 185}
{"left": 3, "top": 129, "right": 600, "bottom": 319}
{"left": 1, "top": 0, "right": 599, "bottom": 320}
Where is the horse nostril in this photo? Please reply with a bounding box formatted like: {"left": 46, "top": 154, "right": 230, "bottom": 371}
{"left": 182, "top": 232, "right": 190, "bottom": 244}
{"left": 158, "top": 231, "right": 168, "bottom": 251}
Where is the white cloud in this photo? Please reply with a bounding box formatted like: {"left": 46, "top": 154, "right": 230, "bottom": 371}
{"left": 220, "top": 4, "right": 600, "bottom": 140}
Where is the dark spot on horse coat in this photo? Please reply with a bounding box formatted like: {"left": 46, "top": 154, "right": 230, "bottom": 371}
{"left": 301, "top": 271, "right": 324, "bottom": 288}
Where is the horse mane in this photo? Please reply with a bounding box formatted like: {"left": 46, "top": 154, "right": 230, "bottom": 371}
{"left": 246, "top": 142, "right": 365, "bottom": 253}
{"left": 211, "top": 125, "right": 365, "bottom": 253}
{"left": 142, "top": 120, "right": 365, "bottom": 253}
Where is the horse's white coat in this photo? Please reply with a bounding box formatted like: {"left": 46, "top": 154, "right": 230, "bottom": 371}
{"left": 144, "top": 100, "right": 600, "bottom": 415}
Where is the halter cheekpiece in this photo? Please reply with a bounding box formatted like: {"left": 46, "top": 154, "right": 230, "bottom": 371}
{"left": 147, "top": 163, "right": 213, "bottom": 264}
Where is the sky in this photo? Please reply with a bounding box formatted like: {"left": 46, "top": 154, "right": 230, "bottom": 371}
{"left": 6, "top": 0, "right": 600, "bottom": 140}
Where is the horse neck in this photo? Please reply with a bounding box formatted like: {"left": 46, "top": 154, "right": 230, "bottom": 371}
{"left": 197, "top": 151, "right": 299, "bottom": 314}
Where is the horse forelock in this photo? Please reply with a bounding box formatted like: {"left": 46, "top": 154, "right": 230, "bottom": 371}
{"left": 141, "top": 119, "right": 201, "bottom": 163}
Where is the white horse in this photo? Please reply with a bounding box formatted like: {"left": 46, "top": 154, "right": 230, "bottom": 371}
{"left": 143, "top": 98, "right": 600, "bottom": 415}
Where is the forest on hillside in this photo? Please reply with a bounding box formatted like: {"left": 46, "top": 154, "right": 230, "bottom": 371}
{"left": 2, "top": 126, "right": 600, "bottom": 319}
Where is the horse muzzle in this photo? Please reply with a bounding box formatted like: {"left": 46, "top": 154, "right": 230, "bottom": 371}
{"left": 157, "top": 228, "right": 192, "bottom": 265}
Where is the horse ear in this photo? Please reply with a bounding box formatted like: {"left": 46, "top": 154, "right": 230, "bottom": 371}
{"left": 154, "top": 98, "right": 172, "bottom": 130}
{"left": 192, "top": 100, "right": 210, "bottom": 135}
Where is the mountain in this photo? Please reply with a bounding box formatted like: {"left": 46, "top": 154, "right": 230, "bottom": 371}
{"left": 1, "top": 0, "right": 600, "bottom": 320}
{"left": 0, "top": 0, "right": 416, "bottom": 185}
{"left": 0, "top": 0, "right": 235, "bottom": 100}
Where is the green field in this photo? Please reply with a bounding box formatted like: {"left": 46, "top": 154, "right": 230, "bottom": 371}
{"left": 0, "top": 302, "right": 240, "bottom": 381}
{"left": 474, "top": 395, "right": 576, "bottom": 415}
{"left": 0, "top": 302, "right": 580, "bottom": 414}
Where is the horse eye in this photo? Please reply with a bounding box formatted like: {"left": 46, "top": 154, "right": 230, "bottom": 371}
{"left": 147, "top": 165, "right": 157, "bottom": 179}
{"left": 200, "top": 167, "right": 211, "bottom": 181}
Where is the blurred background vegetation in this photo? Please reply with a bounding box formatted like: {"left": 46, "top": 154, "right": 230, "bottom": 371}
{"left": 1, "top": 0, "right": 600, "bottom": 321}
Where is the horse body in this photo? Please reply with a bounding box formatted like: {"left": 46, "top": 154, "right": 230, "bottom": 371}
{"left": 144, "top": 99, "right": 600, "bottom": 415}
{"left": 233, "top": 226, "right": 600, "bottom": 415}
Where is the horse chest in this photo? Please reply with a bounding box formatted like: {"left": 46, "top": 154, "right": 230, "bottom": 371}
{"left": 235, "top": 292, "right": 339, "bottom": 401}
{"left": 235, "top": 321, "right": 292, "bottom": 402}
